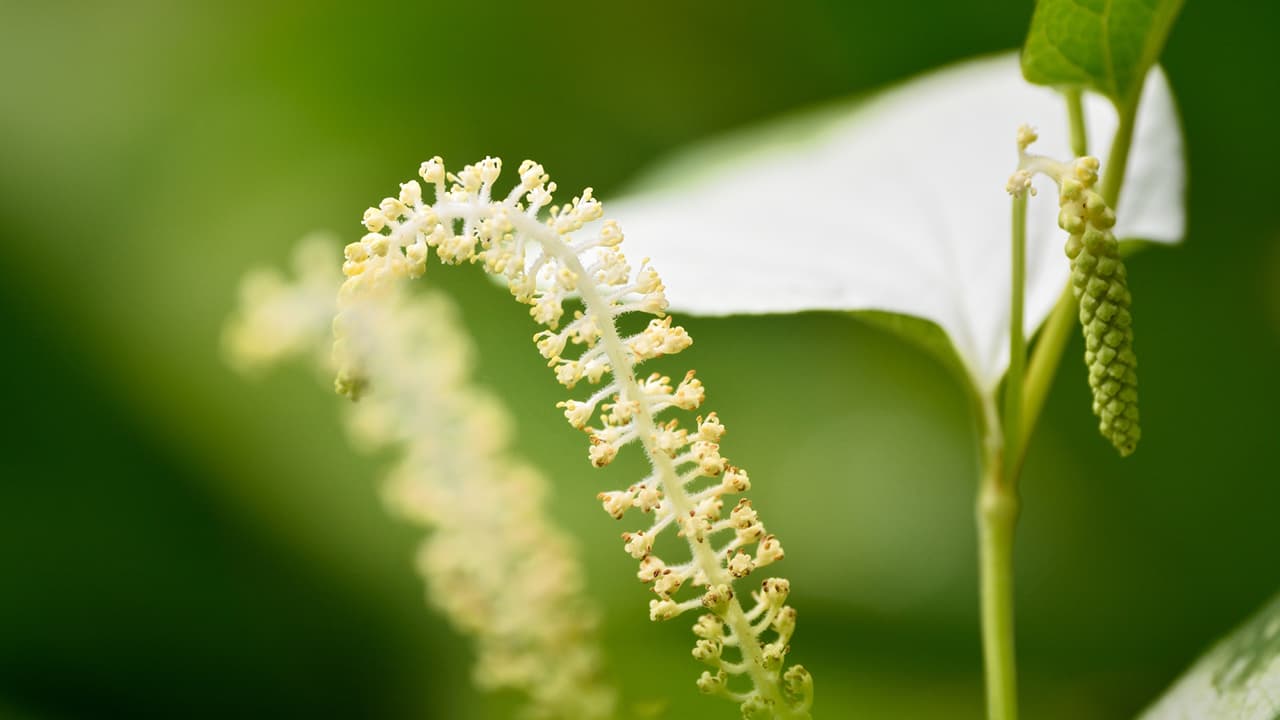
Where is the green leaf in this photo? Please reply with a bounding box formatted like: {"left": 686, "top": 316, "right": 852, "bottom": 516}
{"left": 1021, "top": 0, "right": 1185, "bottom": 107}
{"left": 1141, "top": 592, "right": 1280, "bottom": 719}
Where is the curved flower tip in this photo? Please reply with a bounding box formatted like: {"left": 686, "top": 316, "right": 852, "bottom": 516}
{"left": 607, "top": 52, "right": 1185, "bottom": 394}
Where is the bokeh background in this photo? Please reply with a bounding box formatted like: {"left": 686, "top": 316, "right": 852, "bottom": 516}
{"left": 2, "top": 1, "right": 1278, "bottom": 718}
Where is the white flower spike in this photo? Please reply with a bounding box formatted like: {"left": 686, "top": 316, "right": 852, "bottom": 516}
{"left": 607, "top": 52, "right": 1185, "bottom": 395}
{"left": 335, "top": 159, "right": 813, "bottom": 718}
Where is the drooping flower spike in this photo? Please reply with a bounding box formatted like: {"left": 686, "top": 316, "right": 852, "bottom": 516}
{"left": 336, "top": 158, "right": 814, "bottom": 718}
{"left": 1009, "top": 126, "right": 1140, "bottom": 455}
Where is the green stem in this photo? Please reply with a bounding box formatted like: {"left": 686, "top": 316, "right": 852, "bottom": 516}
{"left": 1100, "top": 97, "right": 1137, "bottom": 208}
{"left": 1004, "top": 194, "right": 1028, "bottom": 468}
{"left": 1065, "top": 88, "right": 1088, "bottom": 158}
{"left": 1012, "top": 284, "right": 1074, "bottom": 478}
{"left": 1100, "top": 109, "right": 1131, "bottom": 206}
{"left": 978, "top": 398, "right": 1018, "bottom": 720}
{"left": 979, "top": 192, "right": 1028, "bottom": 720}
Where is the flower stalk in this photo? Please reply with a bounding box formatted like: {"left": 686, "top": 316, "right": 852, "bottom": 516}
{"left": 977, "top": 403, "right": 1018, "bottom": 720}
{"left": 976, "top": 183, "right": 1030, "bottom": 720}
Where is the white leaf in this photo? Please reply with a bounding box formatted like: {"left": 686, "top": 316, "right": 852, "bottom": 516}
{"left": 610, "top": 52, "right": 1185, "bottom": 394}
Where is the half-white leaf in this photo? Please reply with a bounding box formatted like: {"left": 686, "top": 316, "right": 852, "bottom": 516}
{"left": 1141, "top": 592, "right": 1280, "bottom": 720}
{"left": 610, "top": 52, "right": 1185, "bottom": 394}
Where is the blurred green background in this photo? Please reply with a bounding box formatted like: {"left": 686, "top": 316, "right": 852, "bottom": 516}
{"left": 1, "top": 1, "right": 1278, "bottom": 718}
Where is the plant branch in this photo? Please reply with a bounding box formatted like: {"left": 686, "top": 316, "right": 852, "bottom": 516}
{"left": 983, "top": 86, "right": 1142, "bottom": 720}
{"left": 977, "top": 395, "right": 1018, "bottom": 720}
{"left": 1003, "top": 194, "right": 1028, "bottom": 475}
{"left": 1065, "top": 88, "right": 1088, "bottom": 158}
{"left": 1011, "top": 284, "right": 1074, "bottom": 477}
{"left": 979, "top": 181, "right": 1030, "bottom": 720}
{"left": 1100, "top": 96, "right": 1137, "bottom": 208}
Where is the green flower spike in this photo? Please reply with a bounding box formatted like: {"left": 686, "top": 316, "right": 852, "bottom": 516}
{"left": 1060, "top": 161, "right": 1140, "bottom": 455}
{"left": 1012, "top": 126, "right": 1140, "bottom": 456}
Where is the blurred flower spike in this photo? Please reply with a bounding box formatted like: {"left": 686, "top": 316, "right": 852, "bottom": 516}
{"left": 225, "top": 238, "right": 616, "bottom": 720}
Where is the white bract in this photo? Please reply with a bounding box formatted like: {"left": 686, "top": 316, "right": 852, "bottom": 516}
{"left": 607, "top": 53, "right": 1185, "bottom": 395}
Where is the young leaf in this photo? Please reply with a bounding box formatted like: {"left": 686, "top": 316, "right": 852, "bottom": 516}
{"left": 608, "top": 53, "right": 1185, "bottom": 396}
{"left": 1021, "top": 0, "right": 1185, "bottom": 107}
{"left": 1141, "top": 592, "right": 1280, "bottom": 719}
